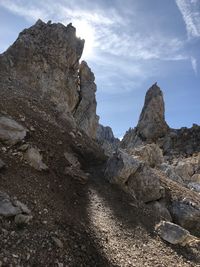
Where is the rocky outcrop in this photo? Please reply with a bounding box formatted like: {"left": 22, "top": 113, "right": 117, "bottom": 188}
{"left": 96, "top": 124, "right": 120, "bottom": 155}
{"left": 73, "top": 61, "right": 99, "bottom": 138}
{"left": 0, "top": 20, "right": 99, "bottom": 138}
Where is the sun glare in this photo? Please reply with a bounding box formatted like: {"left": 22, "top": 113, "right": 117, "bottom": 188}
{"left": 74, "top": 20, "right": 95, "bottom": 59}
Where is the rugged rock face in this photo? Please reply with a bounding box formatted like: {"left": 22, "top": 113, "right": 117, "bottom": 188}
{"left": 73, "top": 61, "right": 99, "bottom": 138}
{"left": 96, "top": 124, "right": 120, "bottom": 155}
{"left": 0, "top": 20, "right": 98, "bottom": 138}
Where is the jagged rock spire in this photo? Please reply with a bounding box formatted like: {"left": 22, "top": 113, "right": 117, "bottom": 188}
{"left": 136, "top": 83, "right": 169, "bottom": 141}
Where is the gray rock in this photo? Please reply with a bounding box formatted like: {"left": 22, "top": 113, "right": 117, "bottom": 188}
{"left": 129, "top": 143, "right": 164, "bottom": 168}
{"left": 187, "top": 182, "right": 200, "bottom": 192}
{"left": 64, "top": 152, "right": 80, "bottom": 168}
{"left": 0, "top": 191, "right": 21, "bottom": 217}
{"left": 14, "top": 200, "right": 31, "bottom": 214}
{"left": 126, "top": 165, "right": 165, "bottom": 203}
{"left": 96, "top": 124, "right": 120, "bottom": 156}
{"left": 155, "top": 221, "right": 191, "bottom": 245}
{"left": 52, "top": 236, "right": 63, "bottom": 248}
{"left": 0, "top": 116, "right": 27, "bottom": 145}
{"left": 24, "top": 147, "right": 48, "bottom": 171}
{"left": 105, "top": 150, "right": 164, "bottom": 203}
{"left": 170, "top": 201, "right": 200, "bottom": 236}
{"left": 160, "top": 163, "right": 184, "bottom": 184}
{"left": 104, "top": 150, "right": 141, "bottom": 185}
{"left": 14, "top": 214, "right": 32, "bottom": 226}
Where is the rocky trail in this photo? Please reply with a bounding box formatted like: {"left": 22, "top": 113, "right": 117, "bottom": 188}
{"left": 1, "top": 160, "right": 200, "bottom": 266}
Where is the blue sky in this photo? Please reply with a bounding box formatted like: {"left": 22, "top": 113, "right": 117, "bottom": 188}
{"left": 0, "top": 0, "right": 199, "bottom": 138}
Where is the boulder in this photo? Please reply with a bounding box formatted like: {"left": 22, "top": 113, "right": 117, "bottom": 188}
{"left": 159, "top": 163, "right": 184, "bottom": 184}
{"left": 0, "top": 116, "right": 27, "bottom": 145}
{"left": 129, "top": 143, "right": 164, "bottom": 167}
{"left": 126, "top": 166, "right": 165, "bottom": 203}
{"left": 155, "top": 221, "right": 191, "bottom": 245}
{"left": 104, "top": 150, "right": 141, "bottom": 185}
{"left": 25, "top": 147, "right": 48, "bottom": 171}
{"left": 174, "top": 161, "right": 194, "bottom": 181}
{"left": 170, "top": 200, "right": 200, "bottom": 236}
{"left": 105, "top": 150, "right": 164, "bottom": 203}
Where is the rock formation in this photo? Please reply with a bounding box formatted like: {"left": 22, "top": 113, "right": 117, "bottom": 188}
{"left": 121, "top": 83, "right": 169, "bottom": 148}
{"left": 73, "top": 61, "right": 99, "bottom": 138}
{"left": 0, "top": 19, "right": 200, "bottom": 266}
{"left": 96, "top": 124, "right": 120, "bottom": 155}
{"left": 137, "top": 83, "right": 169, "bottom": 141}
{"left": 0, "top": 19, "right": 98, "bottom": 138}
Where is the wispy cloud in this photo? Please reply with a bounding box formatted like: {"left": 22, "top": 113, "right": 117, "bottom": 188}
{"left": 175, "top": 0, "right": 200, "bottom": 38}
{"left": 191, "top": 56, "right": 198, "bottom": 75}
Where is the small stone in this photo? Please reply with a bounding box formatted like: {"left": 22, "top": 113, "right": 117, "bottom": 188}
{"left": 69, "top": 131, "right": 76, "bottom": 138}
{"left": 30, "top": 126, "right": 35, "bottom": 131}
{"left": 52, "top": 237, "right": 63, "bottom": 248}
{"left": 15, "top": 214, "right": 32, "bottom": 226}
{"left": 57, "top": 141, "right": 63, "bottom": 145}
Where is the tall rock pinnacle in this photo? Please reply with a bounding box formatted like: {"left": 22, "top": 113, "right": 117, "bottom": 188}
{"left": 136, "top": 83, "right": 169, "bottom": 141}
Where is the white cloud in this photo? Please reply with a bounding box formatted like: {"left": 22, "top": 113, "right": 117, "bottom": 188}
{"left": 175, "top": 0, "right": 200, "bottom": 38}
{"left": 191, "top": 56, "right": 198, "bottom": 75}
